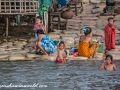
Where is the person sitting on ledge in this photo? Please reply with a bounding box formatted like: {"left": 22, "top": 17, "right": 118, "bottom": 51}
{"left": 36, "top": 29, "right": 56, "bottom": 56}
{"left": 78, "top": 27, "right": 100, "bottom": 58}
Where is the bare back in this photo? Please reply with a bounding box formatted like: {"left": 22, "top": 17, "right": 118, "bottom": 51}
{"left": 38, "top": 34, "right": 45, "bottom": 42}
{"left": 79, "top": 35, "right": 92, "bottom": 45}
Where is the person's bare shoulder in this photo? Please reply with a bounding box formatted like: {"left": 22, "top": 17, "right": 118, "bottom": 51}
{"left": 112, "top": 64, "right": 117, "bottom": 70}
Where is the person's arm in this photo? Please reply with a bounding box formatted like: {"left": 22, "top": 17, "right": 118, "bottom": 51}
{"left": 33, "top": 24, "right": 37, "bottom": 31}
{"left": 38, "top": 35, "right": 42, "bottom": 42}
{"left": 89, "top": 38, "right": 93, "bottom": 46}
{"left": 113, "top": 64, "right": 117, "bottom": 70}
{"left": 99, "top": 62, "right": 105, "bottom": 70}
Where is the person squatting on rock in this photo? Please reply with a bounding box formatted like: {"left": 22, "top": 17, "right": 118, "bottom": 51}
{"left": 36, "top": 29, "right": 56, "bottom": 56}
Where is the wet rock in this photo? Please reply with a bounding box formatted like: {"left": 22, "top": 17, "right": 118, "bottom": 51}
{"left": 0, "top": 54, "right": 9, "bottom": 60}
{"left": 9, "top": 54, "right": 26, "bottom": 61}
{"left": 40, "top": 55, "right": 57, "bottom": 61}
{"left": 26, "top": 53, "right": 41, "bottom": 59}
{"left": 72, "top": 56, "right": 88, "bottom": 60}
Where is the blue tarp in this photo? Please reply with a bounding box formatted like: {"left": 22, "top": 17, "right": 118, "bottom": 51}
{"left": 56, "top": 0, "right": 70, "bottom": 8}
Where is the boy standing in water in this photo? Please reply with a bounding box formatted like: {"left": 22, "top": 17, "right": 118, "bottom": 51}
{"left": 104, "top": 17, "right": 116, "bottom": 51}
{"left": 99, "top": 54, "right": 117, "bottom": 71}
{"left": 56, "top": 41, "right": 67, "bottom": 64}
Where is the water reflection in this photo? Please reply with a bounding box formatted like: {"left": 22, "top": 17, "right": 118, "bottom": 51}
{"left": 0, "top": 60, "right": 119, "bottom": 90}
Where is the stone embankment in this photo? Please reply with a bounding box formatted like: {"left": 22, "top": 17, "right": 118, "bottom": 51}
{"left": 0, "top": 1, "right": 120, "bottom": 61}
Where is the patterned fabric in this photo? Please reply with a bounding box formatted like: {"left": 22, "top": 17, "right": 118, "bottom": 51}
{"left": 78, "top": 42, "right": 96, "bottom": 57}
{"left": 33, "top": 23, "right": 45, "bottom": 32}
{"left": 41, "top": 36, "right": 56, "bottom": 54}
{"left": 33, "top": 23, "right": 45, "bottom": 40}
{"left": 104, "top": 24, "right": 116, "bottom": 50}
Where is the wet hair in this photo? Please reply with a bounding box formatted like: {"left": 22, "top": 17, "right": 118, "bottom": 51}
{"left": 108, "top": 17, "right": 114, "bottom": 21}
{"left": 36, "top": 16, "right": 42, "bottom": 20}
{"left": 59, "top": 41, "right": 65, "bottom": 48}
{"left": 105, "top": 54, "right": 113, "bottom": 64}
{"left": 36, "top": 29, "right": 45, "bottom": 34}
{"left": 83, "top": 27, "right": 92, "bottom": 35}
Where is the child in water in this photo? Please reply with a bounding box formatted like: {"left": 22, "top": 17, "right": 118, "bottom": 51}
{"left": 33, "top": 16, "right": 45, "bottom": 53}
{"left": 56, "top": 41, "right": 67, "bottom": 64}
{"left": 99, "top": 54, "right": 117, "bottom": 71}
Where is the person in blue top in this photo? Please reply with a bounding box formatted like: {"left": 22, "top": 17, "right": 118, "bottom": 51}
{"left": 36, "top": 29, "right": 56, "bottom": 56}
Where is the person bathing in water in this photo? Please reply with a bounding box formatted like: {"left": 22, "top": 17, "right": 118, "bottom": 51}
{"left": 99, "top": 54, "right": 117, "bottom": 71}
{"left": 56, "top": 41, "right": 67, "bottom": 64}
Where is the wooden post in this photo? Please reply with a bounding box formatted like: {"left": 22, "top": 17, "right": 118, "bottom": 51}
{"left": 6, "top": 16, "right": 8, "bottom": 36}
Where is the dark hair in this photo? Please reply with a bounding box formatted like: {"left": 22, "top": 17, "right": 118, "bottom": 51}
{"left": 36, "top": 16, "right": 42, "bottom": 20}
{"left": 59, "top": 41, "right": 65, "bottom": 48}
{"left": 36, "top": 29, "right": 45, "bottom": 34}
{"left": 105, "top": 54, "right": 113, "bottom": 64}
{"left": 64, "top": 50, "right": 67, "bottom": 55}
{"left": 84, "top": 27, "right": 92, "bottom": 35}
{"left": 59, "top": 41, "right": 65, "bottom": 45}
{"left": 108, "top": 17, "right": 114, "bottom": 21}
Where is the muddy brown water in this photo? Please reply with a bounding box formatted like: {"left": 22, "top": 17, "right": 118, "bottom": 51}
{"left": 0, "top": 60, "right": 119, "bottom": 90}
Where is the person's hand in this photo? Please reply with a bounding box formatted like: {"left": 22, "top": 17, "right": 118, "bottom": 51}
{"left": 103, "top": 60, "right": 106, "bottom": 65}
{"left": 37, "top": 27, "right": 40, "bottom": 30}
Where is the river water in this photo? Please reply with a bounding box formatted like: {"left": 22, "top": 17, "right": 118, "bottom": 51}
{"left": 0, "top": 60, "right": 119, "bottom": 90}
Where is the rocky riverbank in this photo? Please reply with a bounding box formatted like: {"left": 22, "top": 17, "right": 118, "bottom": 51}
{"left": 0, "top": 1, "right": 120, "bottom": 61}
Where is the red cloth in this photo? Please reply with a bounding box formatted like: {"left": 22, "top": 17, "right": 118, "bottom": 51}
{"left": 104, "top": 24, "right": 116, "bottom": 50}
{"left": 70, "top": 0, "right": 77, "bottom": 2}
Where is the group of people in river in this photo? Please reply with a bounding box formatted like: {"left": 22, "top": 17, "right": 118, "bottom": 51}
{"left": 33, "top": 16, "right": 117, "bottom": 71}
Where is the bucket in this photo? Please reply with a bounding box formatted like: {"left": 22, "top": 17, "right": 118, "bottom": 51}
{"left": 98, "top": 42, "right": 104, "bottom": 53}
{"left": 53, "top": 40, "right": 59, "bottom": 46}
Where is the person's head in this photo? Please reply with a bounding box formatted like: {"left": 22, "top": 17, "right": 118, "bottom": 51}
{"left": 58, "top": 41, "right": 65, "bottom": 50}
{"left": 108, "top": 17, "right": 114, "bottom": 25}
{"left": 36, "top": 29, "right": 45, "bottom": 35}
{"left": 105, "top": 54, "right": 113, "bottom": 64}
{"left": 36, "top": 16, "right": 42, "bottom": 24}
{"left": 83, "top": 27, "right": 92, "bottom": 35}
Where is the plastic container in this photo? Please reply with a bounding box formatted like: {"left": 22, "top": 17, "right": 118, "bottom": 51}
{"left": 98, "top": 42, "right": 104, "bottom": 53}
{"left": 53, "top": 40, "right": 59, "bottom": 46}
